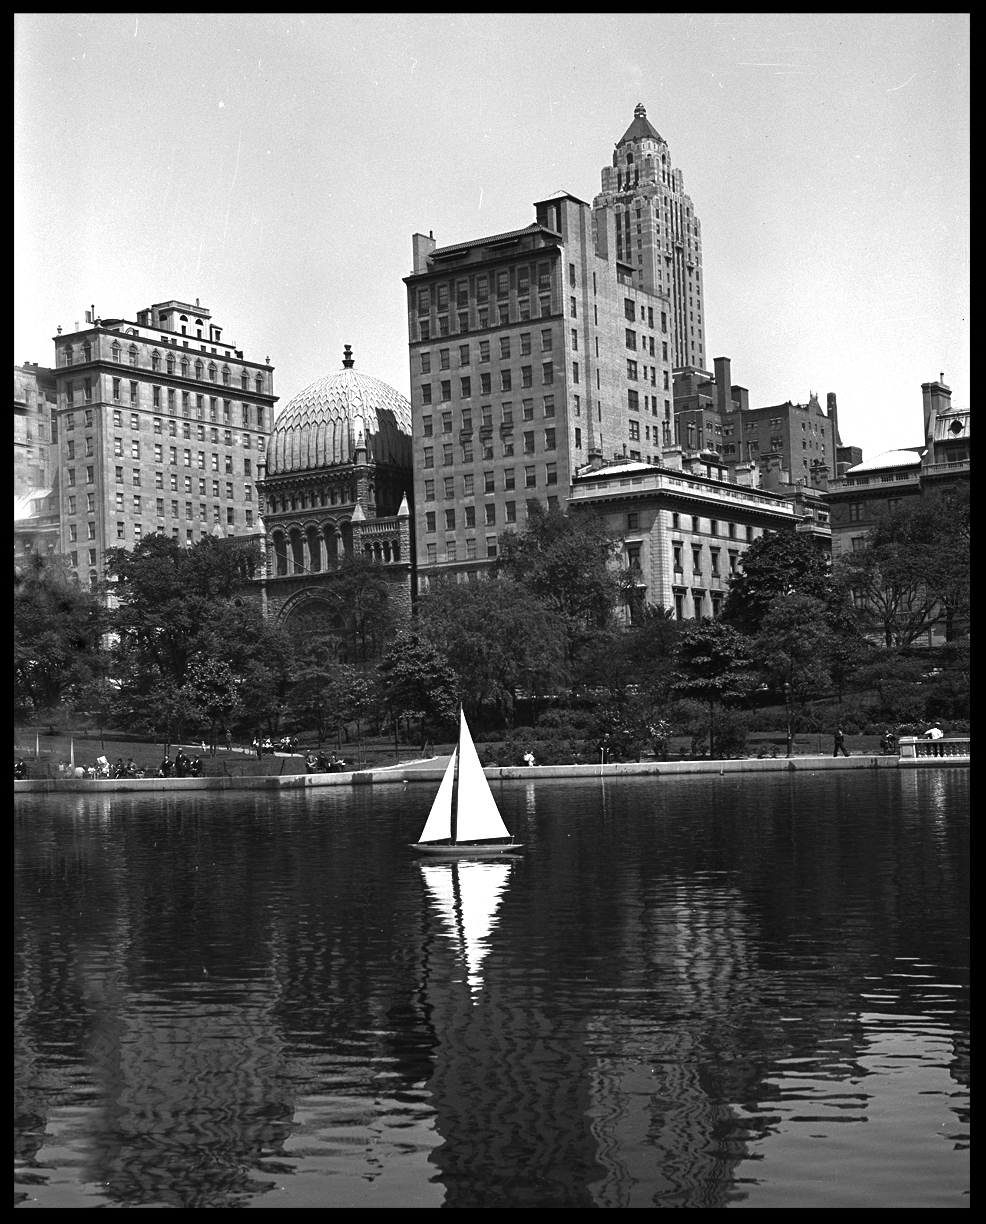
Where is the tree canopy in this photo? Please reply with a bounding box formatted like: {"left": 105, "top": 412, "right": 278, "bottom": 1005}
{"left": 418, "top": 575, "right": 567, "bottom": 720}
{"left": 496, "top": 501, "right": 625, "bottom": 664}
{"left": 14, "top": 553, "right": 108, "bottom": 720}
{"left": 722, "top": 530, "right": 831, "bottom": 635}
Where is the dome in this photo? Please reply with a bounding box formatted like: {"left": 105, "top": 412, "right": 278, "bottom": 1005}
{"left": 845, "top": 448, "right": 923, "bottom": 475}
{"left": 266, "top": 347, "right": 412, "bottom": 476}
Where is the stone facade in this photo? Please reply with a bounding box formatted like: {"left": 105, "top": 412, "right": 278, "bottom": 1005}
{"left": 569, "top": 454, "right": 803, "bottom": 622}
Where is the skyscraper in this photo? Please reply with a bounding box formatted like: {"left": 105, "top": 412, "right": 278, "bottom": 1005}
{"left": 404, "top": 191, "right": 673, "bottom": 588}
{"left": 594, "top": 104, "right": 705, "bottom": 371}
{"left": 51, "top": 300, "right": 275, "bottom": 587}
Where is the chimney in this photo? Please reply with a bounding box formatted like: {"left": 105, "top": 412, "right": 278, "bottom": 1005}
{"left": 713, "top": 357, "right": 731, "bottom": 416}
{"left": 921, "top": 376, "right": 952, "bottom": 448}
{"left": 661, "top": 445, "right": 682, "bottom": 471}
{"left": 826, "top": 391, "right": 842, "bottom": 446}
{"left": 412, "top": 232, "right": 437, "bottom": 274}
{"left": 732, "top": 386, "right": 749, "bottom": 413}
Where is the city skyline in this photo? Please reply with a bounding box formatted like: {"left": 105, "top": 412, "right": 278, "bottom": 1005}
{"left": 15, "top": 13, "right": 969, "bottom": 463}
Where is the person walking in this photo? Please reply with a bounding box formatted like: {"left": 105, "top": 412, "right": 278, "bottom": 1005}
{"left": 833, "top": 727, "right": 849, "bottom": 758}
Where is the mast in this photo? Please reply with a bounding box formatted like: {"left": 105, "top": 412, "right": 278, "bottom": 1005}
{"left": 450, "top": 712, "right": 461, "bottom": 844}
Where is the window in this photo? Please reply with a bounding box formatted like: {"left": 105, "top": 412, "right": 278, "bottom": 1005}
{"left": 525, "top": 465, "right": 537, "bottom": 488}
{"left": 422, "top": 415, "right": 433, "bottom": 437}
{"left": 479, "top": 340, "right": 490, "bottom": 362}
{"left": 627, "top": 389, "right": 639, "bottom": 413}
{"left": 629, "top": 420, "right": 640, "bottom": 442}
{"left": 486, "top": 536, "right": 498, "bottom": 558}
{"left": 545, "top": 462, "right": 557, "bottom": 485}
{"left": 575, "top": 427, "right": 581, "bottom": 448}
{"left": 545, "top": 429, "right": 556, "bottom": 450}
{"left": 849, "top": 502, "right": 865, "bottom": 522}
{"left": 627, "top": 360, "right": 638, "bottom": 381}
{"left": 484, "top": 470, "right": 495, "bottom": 494}
{"left": 441, "top": 381, "right": 451, "bottom": 402}
{"left": 442, "top": 443, "right": 453, "bottom": 466}
{"left": 445, "top": 508, "right": 456, "bottom": 531}
{"left": 465, "top": 505, "right": 476, "bottom": 528}
{"left": 132, "top": 468, "right": 141, "bottom": 486}
{"left": 504, "top": 468, "right": 516, "bottom": 491}
{"left": 480, "top": 373, "right": 491, "bottom": 395}
{"left": 485, "top": 503, "right": 496, "bottom": 526}
{"left": 459, "top": 344, "right": 470, "bottom": 366}
{"left": 440, "top": 349, "right": 450, "bottom": 371}
{"left": 424, "top": 479, "right": 435, "bottom": 501}
{"left": 542, "top": 362, "right": 554, "bottom": 385}
{"left": 442, "top": 412, "right": 453, "bottom": 434}
{"left": 421, "top": 384, "right": 432, "bottom": 405}
{"left": 673, "top": 543, "right": 683, "bottom": 571}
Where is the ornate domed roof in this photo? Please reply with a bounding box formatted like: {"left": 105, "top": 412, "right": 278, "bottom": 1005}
{"left": 266, "top": 346, "right": 412, "bottom": 476}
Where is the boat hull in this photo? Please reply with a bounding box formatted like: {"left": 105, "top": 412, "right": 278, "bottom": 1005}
{"left": 410, "top": 842, "right": 523, "bottom": 857}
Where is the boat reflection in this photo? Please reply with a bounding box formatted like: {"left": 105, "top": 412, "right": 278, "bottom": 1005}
{"left": 420, "top": 860, "right": 514, "bottom": 999}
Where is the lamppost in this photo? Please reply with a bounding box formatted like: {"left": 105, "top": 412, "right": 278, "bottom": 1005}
{"left": 783, "top": 681, "right": 793, "bottom": 758}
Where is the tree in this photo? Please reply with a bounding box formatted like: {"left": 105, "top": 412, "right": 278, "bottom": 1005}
{"left": 319, "top": 554, "right": 397, "bottom": 670}
{"left": 579, "top": 605, "right": 680, "bottom": 707}
{"left": 751, "top": 594, "right": 835, "bottom": 755}
{"left": 105, "top": 535, "right": 271, "bottom": 740}
{"left": 14, "top": 553, "right": 108, "bottom": 721}
{"left": 673, "top": 619, "right": 752, "bottom": 758}
{"left": 722, "top": 531, "right": 831, "bottom": 635}
{"left": 418, "top": 576, "right": 567, "bottom": 722}
{"left": 377, "top": 632, "right": 459, "bottom": 746}
{"left": 497, "top": 501, "right": 624, "bottom": 668}
{"left": 837, "top": 486, "right": 970, "bottom": 648}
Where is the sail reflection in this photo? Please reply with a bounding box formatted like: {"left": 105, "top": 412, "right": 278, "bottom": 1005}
{"left": 420, "top": 861, "right": 513, "bottom": 998}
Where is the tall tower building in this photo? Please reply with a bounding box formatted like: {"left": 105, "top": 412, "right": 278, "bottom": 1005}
{"left": 50, "top": 300, "right": 276, "bottom": 587}
{"left": 405, "top": 192, "right": 673, "bottom": 588}
{"left": 594, "top": 104, "right": 705, "bottom": 371}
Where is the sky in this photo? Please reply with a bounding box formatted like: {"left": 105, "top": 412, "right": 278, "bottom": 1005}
{"left": 15, "top": 13, "right": 968, "bottom": 462}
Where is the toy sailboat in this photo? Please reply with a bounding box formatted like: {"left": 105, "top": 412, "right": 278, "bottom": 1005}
{"left": 411, "top": 709, "right": 521, "bottom": 855}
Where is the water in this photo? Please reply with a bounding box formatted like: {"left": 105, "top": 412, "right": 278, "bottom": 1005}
{"left": 15, "top": 769, "right": 969, "bottom": 1208}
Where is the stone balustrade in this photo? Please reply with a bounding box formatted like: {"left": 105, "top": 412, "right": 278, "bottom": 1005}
{"left": 898, "top": 736, "right": 970, "bottom": 759}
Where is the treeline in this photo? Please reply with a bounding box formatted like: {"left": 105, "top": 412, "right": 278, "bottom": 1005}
{"left": 14, "top": 489, "right": 968, "bottom": 760}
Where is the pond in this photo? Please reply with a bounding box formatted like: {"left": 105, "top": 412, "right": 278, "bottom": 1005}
{"left": 14, "top": 769, "right": 969, "bottom": 1208}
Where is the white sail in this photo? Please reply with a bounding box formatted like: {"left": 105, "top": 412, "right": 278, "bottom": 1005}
{"left": 456, "top": 709, "right": 512, "bottom": 842}
{"left": 417, "top": 748, "right": 457, "bottom": 843}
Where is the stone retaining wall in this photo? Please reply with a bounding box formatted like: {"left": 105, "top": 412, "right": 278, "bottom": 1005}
{"left": 14, "top": 752, "right": 968, "bottom": 795}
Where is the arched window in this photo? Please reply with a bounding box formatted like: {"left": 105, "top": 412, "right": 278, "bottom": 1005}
{"left": 180, "top": 358, "right": 189, "bottom": 376}
{"left": 151, "top": 351, "right": 161, "bottom": 370}
{"left": 166, "top": 354, "right": 175, "bottom": 374}
{"left": 307, "top": 526, "right": 322, "bottom": 572}
{"left": 111, "top": 342, "right": 121, "bottom": 362}
{"left": 626, "top": 153, "right": 634, "bottom": 165}
{"left": 255, "top": 375, "right": 264, "bottom": 393}
{"left": 290, "top": 528, "right": 305, "bottom": 574}
{"left": 208, "top": 363, "right": 217, "bottom": 382}
{"left": 222, "top": 366, "right": 230, "bottom": 386}
{"left": 273, "top": 531, "right": 288, "bottom": 577}
{"left": 64, "top": 346, "right": 74, "bottom": 366}
{"left": 194, "top": 361, "right": 203, "bottom": 379}
{"left": 128, "top": 345, "right": 138, "bottom": 366}
{"left": 241, "top": 372, "right": 249, "bottom": 390}
{"left": 82, "top": 342, "right": 92, "bottom": 362}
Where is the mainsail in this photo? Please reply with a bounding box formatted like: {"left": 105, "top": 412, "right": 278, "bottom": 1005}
{"left": 455, "top": 709, "right": 512, "bottom": 843}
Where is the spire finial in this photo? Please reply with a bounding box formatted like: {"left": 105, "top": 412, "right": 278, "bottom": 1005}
{"left": 343, "top": 344, "right": 354, "bottom": 369}
{"left": 634, "top": 102, "right": 646, "bottom": 119}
